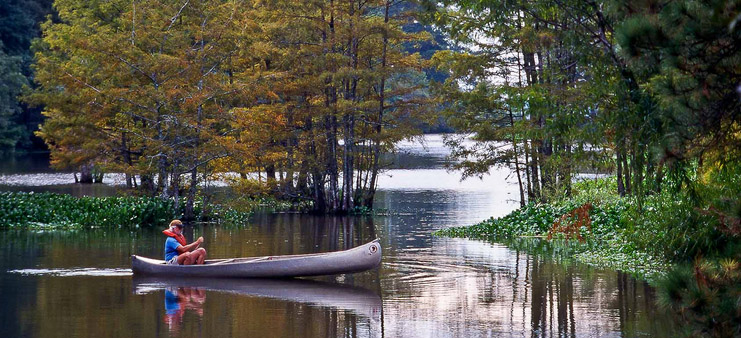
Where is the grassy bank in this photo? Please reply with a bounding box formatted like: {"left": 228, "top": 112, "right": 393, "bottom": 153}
{"left": 436, "top": 175, "right": 740, "bottom": 335}
{"left": 436, "top": 178, "right": 672, "bottom": 279}
{"left": 437, "top": 176, "right": 739, "bottom": 278}
{"left": 0, "top": 191, "right": 252, "bottom": 229}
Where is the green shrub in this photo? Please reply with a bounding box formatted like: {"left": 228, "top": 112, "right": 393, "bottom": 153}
{"left": 656, "top": 258, "right": 741, "bottom": 337}
{"left": 622, "top": 191, "right": 726, "bottom": 262}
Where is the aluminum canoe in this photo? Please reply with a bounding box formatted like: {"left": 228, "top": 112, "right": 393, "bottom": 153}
{"left": 131, "top": 239, "right": 381, "bottom": 278}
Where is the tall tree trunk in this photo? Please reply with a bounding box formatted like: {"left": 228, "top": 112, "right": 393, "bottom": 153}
{"left": 185, "top": 167, "right": 198, "bottom": 221}
{"left": 141, "top": 175, "right": 154, "bottom": 192}
{"left": 522, "top": 35, "right": 541, "bottom": 200}
{"left": 266, "top": 164, "right": 277, "bottom": 190}
{"left": 312, "top": 172, "right": 326, "bottom": 213}
{"left": 79, "top": 164, "right": 93, "bottom": 184}
{"left": 157, "top": 152, "right": 168, "bottom": 196}
{"left": 186, "top": 31, "right": 206, "bottom": 221}
{"left": 516, "top": 48, "right": 532, "bottom": 202}
{"left": 562, "top": 144, "right": 572, "bottom": 197}
{"left": 310, "top": 130, "right": 327, "bottom": 213}
{"left": 617, "top": 147, "right": 625, "bottom": 196}
{"left": 296, "top": 117, "right": 310, "bottom": 196}
{"left": 170, "top": 158, "right": 180, "bottom": 213}
{"left": 632, "top": 145, "right": 644, "bottom": 203}
{"left": 327, "top": 0, "right": 340, "bottom": 212}
{"left": 325, "top": 113, "right": 339, "bottom": 212}
{"left": 122, "top": 131, "right": 133, "bottom": 188}
{"left": 364, "top": 0, "right": 391, "bottom": 208}
{"left": 323, "top": 0, "right": 340, "bottom": 213}
{"left": 524, "top": 138, "right": 533, "bottom": 199}
{"left": 342, "top": 112, "right": 355, "bottom": 212}
{"left": 154, "top": 74, "right": 168, "bottom": 198}
{"left": 285, "top": 111, "right": 296, "bottom": 195}
{"left": 93, "top": 166, "right": 104, "bottom": 183}
{"left": 342, "top": 0, "right": 360, "bottom": 212}
{"left": 509, "top": 105, "right": 526, "bottom": 207}
{"left": 530, "top": 140, "right": 541, "bottom": 200}
{"left": 540, "top": 137, "right": 552, "bottom": 199}
{"left": 624, "top": 148, "right": 631, "bottom": 194}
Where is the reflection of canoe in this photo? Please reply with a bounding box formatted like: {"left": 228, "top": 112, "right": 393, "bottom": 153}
{"left": 131, "top": 239, "right": 382, "bottom": 278}
{"left": 132, "top": 276, "right": 382, "bottom": 320}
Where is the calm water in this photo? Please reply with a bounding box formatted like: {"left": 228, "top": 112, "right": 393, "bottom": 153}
{"left": 0, "top": 135, "right": 675, "bottom": 337}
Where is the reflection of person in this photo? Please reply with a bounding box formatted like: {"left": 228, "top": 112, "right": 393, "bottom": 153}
{"left": 163, "top": 220, "right": 207, "bottom": 265}
{"left": 164, "top": 287, "right": 206, "bottom": 334}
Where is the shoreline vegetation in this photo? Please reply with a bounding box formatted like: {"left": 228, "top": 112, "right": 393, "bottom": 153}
{"left": 436, "top": 177, "right": 669, "bottom": 279}
{"left": 436, "top": 175, "right": 740, "bottom": 336}
{"left": 0, "top": 189, "right": 381, "bottom": 231}
{"left": 0, "top": 191, "right": 293, "bottom": 229}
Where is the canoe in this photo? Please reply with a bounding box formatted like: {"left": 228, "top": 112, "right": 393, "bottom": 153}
{"left": 131, "top": 239, "right": 382, "bottom": 278}
{"left": 132, "top": 276, "right": 382, "bottom": 320}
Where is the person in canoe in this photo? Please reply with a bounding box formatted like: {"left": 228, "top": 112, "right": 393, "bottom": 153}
{"left": 163, "top": 220, "right": 207, "bottom": 265}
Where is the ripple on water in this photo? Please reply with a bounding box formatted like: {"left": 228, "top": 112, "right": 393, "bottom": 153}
{"left": 8, "top": 268, "right": 133, "bottom": 277}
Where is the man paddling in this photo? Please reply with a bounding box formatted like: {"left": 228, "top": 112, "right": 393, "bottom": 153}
{"left": 163, "top": 220, "right": 207, "bottom": 265}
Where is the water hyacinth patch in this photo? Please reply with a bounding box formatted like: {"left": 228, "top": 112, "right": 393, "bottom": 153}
{"left": 0, "top": 191, "right": 180, "bottom": 229}
{"left": 1, "top": 191, "right": 260, "bottom": 228}
{"left": 434, "top": 178, "right": 669, "bottom": 280}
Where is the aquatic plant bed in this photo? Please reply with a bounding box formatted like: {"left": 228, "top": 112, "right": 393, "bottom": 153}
{"left": 0, "top": 191, "right": 180, "bottom": 229}
{"left": 435, "top": 200, "right": 670, "bottom": 280}
{"left": 437, "top": 173, "right": 738, "bottom": 283}
{"left": 0, "top": 191, "right": 250, "bottom": 229}
{"left": 432, "top": 176, "right": 709, "bottom": 280}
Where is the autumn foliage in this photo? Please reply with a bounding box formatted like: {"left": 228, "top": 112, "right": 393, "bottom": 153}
{"left": 28, "top": 0, "right": 431, "bottom": 215}
{"left": 547, "top": 203, "right": 593, "bottom": 243}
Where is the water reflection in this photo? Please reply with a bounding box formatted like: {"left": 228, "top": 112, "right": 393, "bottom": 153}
{"left": 134, "top": 277, "right": 382, "bottom": 322}
{"left": 379, "top": 238, "right": 675, "bottom": 337}
{"left": 0, "top": 220, "right": 675, "bottom": 337}
{"left": 0, "top": 135, "right": 677, "bottom": 337}
{"left": 163, "top": 287, "right": 205, "bottom": 335}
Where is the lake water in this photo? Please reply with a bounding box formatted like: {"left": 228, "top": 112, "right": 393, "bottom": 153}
{"left": 0, "top": 135, "right": 675, "bottom": 337}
